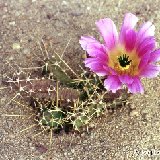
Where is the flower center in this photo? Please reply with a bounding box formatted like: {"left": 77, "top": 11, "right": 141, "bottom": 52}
{"left": 117, "top": 54, "right": 132, "bottom": 68}
{"left": 107, "top": 45, "right": 140, "bottom": 76}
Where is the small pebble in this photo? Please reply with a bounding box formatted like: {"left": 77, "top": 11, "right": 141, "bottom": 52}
{"left": 12, "top": 43, "right": 21, "bottom": 50}
{"left": 39, "top": 155, "right": 45, "bottom": 160}
{"left": 9, "top": 21, "right": 16, "bottom": 26}
{"left": 129, "top": 104, "right": 136, "bottom": 109}
{"left": 62, "top": 1, "right": 68, "bottom": 5}
{"left": 130, "top": 110, "right": 139, "bottom": 117}
{"left": 87, "top": 6, "right": 91, "bottom": 10}
{"left": 64, "top": 152, "right": 68, "bottom": 156}
{"left": 1, "top": 97, "right": 7, "bottom": 105}
{"left": 8, "top": 56, "right": 14, "bottom": 61}
{"left": 71, "top": 149, "right": 75, "bottom": 153}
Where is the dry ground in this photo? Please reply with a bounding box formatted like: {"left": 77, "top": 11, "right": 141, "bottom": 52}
{"left": 0, "top": 0, "right": 160, "bottom": 160}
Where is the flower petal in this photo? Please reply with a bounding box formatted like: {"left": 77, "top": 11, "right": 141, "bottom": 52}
{"left": 119, "top": 75, "right": 134, "bottom": 84}
{"left": 137, "top": 22, "right": 155, "bottom": 44}
{"left": 95, "top": 18, "right": 118, "bottom": 50}
{"left": 149, "top": 49, "right": 160, "bottom": 63}
{"left": 87, "top": 63, "right": 107, "bottom": 76}
{"left": 124, "top": 29, "right": 137, "bottom": 51}
{"left": 120, "top": 13, "right": 138, "bottom": 43}
{"left": 84, "top": 57, "right": 106, "bottom": 67}
{"left": 84, "top": 58, "right": 107, "bottom": 76}
{"left": 127, "top": 77, "right": 144, "bottom": 94}
{"left": 103, "top": 66, "right": 117, "bottom": 75}
{"left": 79, "top": 36, "right": 107, "bottom": 59}
{"left": 140, "top": 64, "right": 160, "bottom": 78}
{"left": 136, "top": 36, "right": 155, "bottom": 57}
{"left": 138, "top": 52, "right": 151, "bottom": 70}
{"left": 104, "top": 75, "right": 122, "bottom": 93}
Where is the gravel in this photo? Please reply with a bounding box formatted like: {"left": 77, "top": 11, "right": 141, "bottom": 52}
{"left": 1, "top": 0, "right": 160, "bottom": 159}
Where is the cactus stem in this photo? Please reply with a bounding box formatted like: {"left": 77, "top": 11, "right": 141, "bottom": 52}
{"left": 4, "top": 93, "right": 21, "bottom": 108}
{"left": 56, "top": 81, "right": 59, "bottom": 108}
{"left": 19, "top": 66, "right": 43, "bottom": 70}
{"left": 0, "top": 86, "right": 10, "bottom": 90}
{"left": 41, "top": 39, "right": 50, "bottom": 59}
{"left": 1, "top": 114, "right": 31, "bottom": 117}
{"left": 32, "top": 128, "right": 47, "bottom": 138}
{"left": 20, "top": 124, "right": 37, "bottom": 133}
{"left": 60, "top": 38, "right": 72, "bottom": 59}
{"left": 54, "top": 51, "right": 79, "bottom": 78}
{"left": 49, "top": 129, "right": 53, "bottom": 149}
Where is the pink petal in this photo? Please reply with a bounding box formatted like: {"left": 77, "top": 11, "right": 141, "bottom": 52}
{"left": 103, "top": 66, "right": 117, "bottom": 75}
{"left": 84, "top": 58, "right": 116, "bottom": 76}
{"left": 87, "top": 63, "right": 107, "bottom": 76}
{"left": 84, "top": 58, "right": 107, "bottom": 76}
{"left": 84, "top": 57, "right": 106, "bottom": 67}
{"left": 137, "top": 22, "right": 155, "bottom": 44}
{"left": 140, "top": 64, "right": 160, "bottom": 78}
{"left": 79, "top": 36, "right": 107, "bottom": 59}
{"left": 120, "top": 13, "right": 138, "bottom": 43}
{"left": 136, "top": 36, "right": 155, "bottom": 57}
{"left": 138, "top": 52, "right": 151, "bottom": 70}
{"left": 124, "top": 29, "right": 137, "bottom": 51}
{"left": 95, "top": 18, "right": 118, "bottom": 50}
{"left": 149, "top": 49, "right": 160, "bottom": 63}
{"left": 80, "top": 36, "right": 98, "bottom": 50}
{"left": 119, "top": 75, "right": 134, "bottom": 84}
{"left": 104, "top": 75, "right": 122, "bottom": 93}
{"left": 127, "top": 77, "right": 144, "bottom": 94}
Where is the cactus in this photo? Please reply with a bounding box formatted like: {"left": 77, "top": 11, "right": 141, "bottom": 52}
{"left": 39, "top": 108, "right": 65, "bottom": 128}
{"left": 2, "top": 40, "right": 130, "bottom": 135}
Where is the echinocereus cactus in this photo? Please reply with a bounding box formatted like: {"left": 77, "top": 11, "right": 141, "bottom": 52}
{"left": 80, "top": 13, "right": 160, "bottom": 94}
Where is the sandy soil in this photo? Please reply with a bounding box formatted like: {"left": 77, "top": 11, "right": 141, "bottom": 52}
{"left": 0, "top": 0, "right": 160, "bottom": 160}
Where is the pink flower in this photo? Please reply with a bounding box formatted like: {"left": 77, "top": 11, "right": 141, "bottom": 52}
{"left": 79, "top": 13, "right": 160, "bottom": 94}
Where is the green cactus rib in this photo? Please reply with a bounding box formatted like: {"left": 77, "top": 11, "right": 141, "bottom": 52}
{"left": 42, "top": 60, "right": 73, "bottom": 85}
{"left": 30, "top": 67, "right": 129, "bottom": 132}
{"left": 39, "top": 108, "right": 65, "bottom": 128}
{"left": 3, "top": 52, "right": 130, "bottom": 133}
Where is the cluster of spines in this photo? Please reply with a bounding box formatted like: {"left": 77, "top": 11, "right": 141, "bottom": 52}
{"left": 30, "top": 95, "right": 107, "bottom": 132}
{"left": 2, "top": 40, "right": 130, "bottom": 134}
{"left": 3, "top": 67, "right": 129, "bottom": 133}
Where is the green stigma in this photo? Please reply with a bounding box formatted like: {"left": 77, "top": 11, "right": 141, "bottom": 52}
{"left": 118, "top": 54, "right": 132, "bottom": 68}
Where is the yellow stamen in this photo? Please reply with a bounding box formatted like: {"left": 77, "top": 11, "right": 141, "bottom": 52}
{"left": 108, "top": 44, "right": 140, "bottom": 76}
